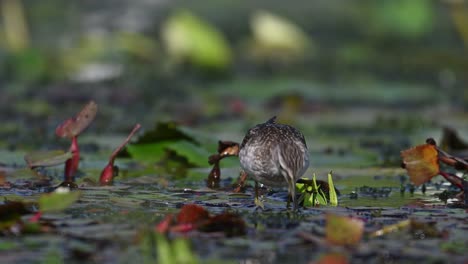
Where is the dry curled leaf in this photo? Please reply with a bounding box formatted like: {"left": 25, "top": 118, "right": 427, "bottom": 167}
{"left": 56, "top": 100, "right": 98, "bottom": 138}
{"left": 401, "top": 144, "right": 439, "bottom": 186}
{"left": 208, "top": 141, "right": 239, "bottom": 165}
{"left": 207, "top": 162, "right": 221, "bottom": 189}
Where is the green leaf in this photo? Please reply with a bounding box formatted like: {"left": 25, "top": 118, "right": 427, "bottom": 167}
{"left": 328, "top": 171, "right": 338, "bottom": 206}
{"left": 24, "top": 150, "right": 72, "bottom": 168}
{"left": 161, "top": 9, "right": 232, "bottom": 69}
{"left": 156, "top": 234, "right": 173, "bottom": 264}
{"left": 39, "top": 190, "right": 81, "bottom": 213}
{"left": 370, "top": 0, "right": 433, "bottom": 38}
{"left": 311, "top": 173, "right": 326, "bottom": 205}
{"left": 127, "top": 141, "right": 172, "bottom": 163}
{"left": 169, "top": 141, "right": 211, "bottom": 167}
{"left": 127, "top": 140, "right": 209, "bottom": 167}
{"left": 312, "top": 173, "right": 319, "bottom": 194}
{"left": 153, "top": 233, "right": 198, "bottom": 264}
{"left": 173, "top": 238, "right": 198, "bottom": 264}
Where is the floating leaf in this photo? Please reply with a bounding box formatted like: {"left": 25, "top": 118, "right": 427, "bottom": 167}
{"left": 401, "top": 144, "right": 439, "bottom": 186}
{"left": 155, "top": 204, "right": 245, "bottom": 237}
{"left": 177, "top": 204, "right": 210, "bottom": 224}
{"left": 24, "top": 150, "right": 72, "bottom": 168}
{"left": 161, "top": 9, "right": 232, "bottom": 69}
{"left": 326, "top": 214, "right": 364, "bottom": 246}
{"left": 39, "top": 189, "right": 81, "bottom": 213}
{"left": 56, "top": 100, "right": 98, "bottom": 138}
{"left": 328, "top": 172, "right": 338, "bottom": 206}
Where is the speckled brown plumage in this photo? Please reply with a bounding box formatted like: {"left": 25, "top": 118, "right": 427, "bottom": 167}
{"left": 239, "top": 116, "right": 309, "bottom": 210}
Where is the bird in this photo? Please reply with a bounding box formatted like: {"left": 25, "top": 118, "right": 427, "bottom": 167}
{"left": 239, "top": 116, "right": 309, "bottom": 210}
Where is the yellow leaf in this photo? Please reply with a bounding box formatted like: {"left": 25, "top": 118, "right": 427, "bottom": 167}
{"left": 401, "top": 144, "right": 439, "bottom": 186}
{"left": 251, "top": 10, "right": 311, "bottom": 56}
{"left": 326, "top": 213, "right": 364, "bottom": 246}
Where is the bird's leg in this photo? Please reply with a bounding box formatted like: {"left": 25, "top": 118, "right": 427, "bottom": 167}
{"left": 254, "top": 181, "right": 264, "bottom": 209}
{"left": 286, "top": 176, "right": 298, "bottom": 211}
{"left": 233, "top": 170, "right": 248, "bottom": 193}
{"left": 291, "top": 180, "right": 298, "bottom": 211}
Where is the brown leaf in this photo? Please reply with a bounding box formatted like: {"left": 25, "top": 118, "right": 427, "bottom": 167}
{"left": 56, "top": 100, "right": 98, "bottom": 138}
{"left": 207, "top": 162, "right": 221, "bottom": 189}
{"left": 217, "top": 141, "right": 240, "bottom": 158}
{"left": 401, "top": 144, "right": 439, "bottom": 186}
{"left": 326, "top": 213, "right": 364, "bottom": 246}
{"left": 208, "top": 141, "right": 239, "bottom": 165}
{"left": 208, "top": 154, "right": 221, "bottom": 165}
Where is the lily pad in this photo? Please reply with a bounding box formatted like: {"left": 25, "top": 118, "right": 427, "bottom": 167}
{"left": 39, "top": 190, "right": 81, "bottom": 213}
{"left": 24, "top": 150, "right": 72, "bottom": 168}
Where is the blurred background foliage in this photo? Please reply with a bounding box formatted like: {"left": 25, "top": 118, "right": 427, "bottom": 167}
{"left": 0, "top": 0, "right": 467, "bottom": 148}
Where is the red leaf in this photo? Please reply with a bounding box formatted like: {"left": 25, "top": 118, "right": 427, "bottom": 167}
{"left": 177, "top": 204, "right": 210, "bottom": 224}
{"left": 155, "top": 214, "right": 174, "bottom": 234}
{"left": 99, "top": 124, "right": 141, "bottom": 186}
{"left": 99, "top": 164, "right": 115, "bottom": 186}
{"left": 56, "top": 100, "right": 98, "bottom": 138}
{"left": 170, "top": 223, "right": 197, "bottom": 233}
{"left": 314, "top": 253, "right": 349, "bottom": 264}
{"left": 29, "top": 212, "right": 42, "bottom": 223}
